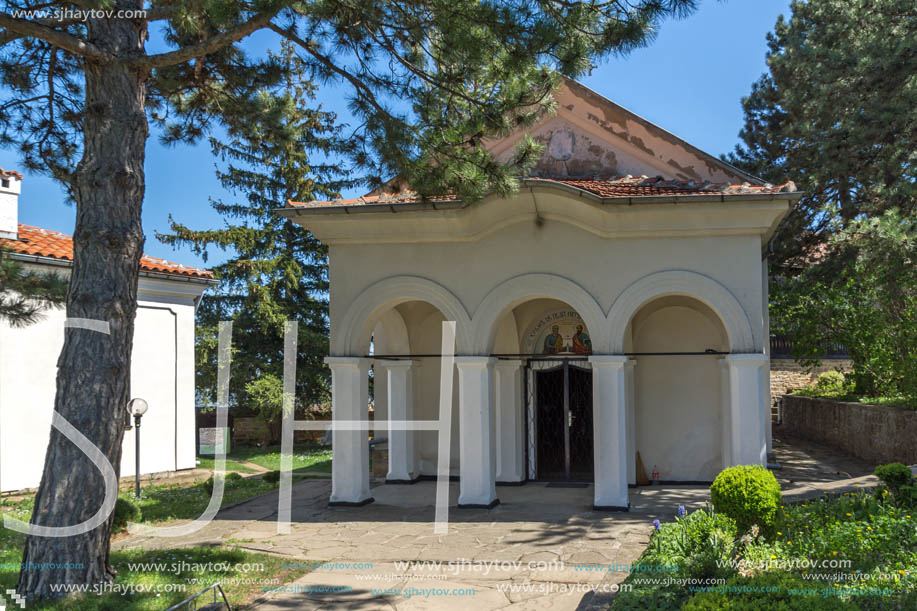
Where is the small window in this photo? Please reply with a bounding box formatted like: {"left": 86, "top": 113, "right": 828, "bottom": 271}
{"left": 1, "top": 179, "right": 9, "bottom": 188}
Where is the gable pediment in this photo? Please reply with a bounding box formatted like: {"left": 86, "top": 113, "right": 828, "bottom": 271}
{"left": 490, "top": 79, "right": 758, "bottom": 185}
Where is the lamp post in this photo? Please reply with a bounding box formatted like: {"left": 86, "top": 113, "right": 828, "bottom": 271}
{"left": 127, "top": 398, "right": 149, "bottom": 498}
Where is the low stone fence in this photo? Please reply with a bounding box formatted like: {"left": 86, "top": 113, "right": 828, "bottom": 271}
{"left": 769, "top": 358, "right": 852, "bottom": 421}
{"left": 780, "top": 394, "right": 917, "bottom": 465}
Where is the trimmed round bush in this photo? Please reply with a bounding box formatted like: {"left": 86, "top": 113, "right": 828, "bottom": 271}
{"left": 225, "top": 471, "right": 243, "bottom": 482}
{"left": 263, "top": 470, "right": 280, "bottom": 484}
{"left": 113, "top": 497, "right": 141, "bottom": 531}
{"left": 710, "top": 465, "right": 781, "bottom": 534}
{"left": 874, "top": 462, "right": 913, "bottom": 492}
{"left": 814, "top": 370, "right": 845, "bottom": 391}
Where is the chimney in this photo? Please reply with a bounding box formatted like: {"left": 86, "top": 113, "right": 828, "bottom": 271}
{"left": 0, "top": 168, "right": 22, "bottom": 240}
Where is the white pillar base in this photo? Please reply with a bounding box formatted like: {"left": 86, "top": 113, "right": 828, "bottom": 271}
{"left": 326, "top": 357, "right": 373, "bottom": 506}
{"left": 590, "top": 356, "right": 630, "bottom": 511}
{"left": 455, "top": 357, "right": 499, "bottom": 508}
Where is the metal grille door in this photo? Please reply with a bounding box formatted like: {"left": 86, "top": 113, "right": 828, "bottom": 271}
{"left": 526, "top": 358, "right": 593, "bottom": 482}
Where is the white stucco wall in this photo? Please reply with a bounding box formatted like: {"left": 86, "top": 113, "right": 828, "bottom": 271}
{"left": 630, "top": 297, "right": 728, "bottom": 481}
{"left": 0, "top": 274, "right": 203, "bottom": 492}
{"left": 309, "top": 190, "right": 788, "bottom": 485}
{"left": 328, "top": 213, "right": 767, "bottom": 354}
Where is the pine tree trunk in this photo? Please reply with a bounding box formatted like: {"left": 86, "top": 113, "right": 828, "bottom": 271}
{"left": 16, "top": 8, "right": 148, "bottom": 600}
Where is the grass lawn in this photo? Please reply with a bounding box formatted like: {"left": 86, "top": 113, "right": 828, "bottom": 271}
{"left": 1, "top": 527, "right": 308, "bottom": 609}
{"left": 195, "top": 456, "right": 259, "bottom": 473}
{"left": 1, "top": 479, "right": 313, "bottom": 609}
{"left": 126, "top": 475, "right": 280, "bottom": 523}
{"left": 229, "top": 443, "right": 332, "bottom": 473}
{"left": 0, "top": 445, "right": 332, "bottom": 607}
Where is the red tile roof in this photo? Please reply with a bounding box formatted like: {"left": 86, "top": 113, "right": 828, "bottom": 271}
{"left": 287, "top": 175, "right": 797, "bottom": 209}
{"left": 1, "top": 224, "right": 214, "bottom": 280}
{"left": 0, "top": 167, "right": 23, "bottom": 180}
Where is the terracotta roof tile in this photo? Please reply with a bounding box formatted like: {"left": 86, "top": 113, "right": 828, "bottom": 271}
{"left": 0, "top": 224, "right": 214, "bottom": 280}
{"left": 0, "top": 167, "right": 23, "bottom": 180}
{"left": 287, "top": 175, "right": 797, "bottom": 209}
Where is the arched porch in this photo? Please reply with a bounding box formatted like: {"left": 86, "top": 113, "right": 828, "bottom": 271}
{"left": 326, "top": 271, "right": 769, "bottom": 512}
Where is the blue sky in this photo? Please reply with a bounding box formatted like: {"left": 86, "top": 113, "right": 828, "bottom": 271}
{"left": 0, "top": 0, "right": 790, "bottom": 269}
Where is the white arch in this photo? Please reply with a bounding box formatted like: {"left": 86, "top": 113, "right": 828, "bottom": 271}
{"left": 372, "top": 309, "right": 411, "bottom": 355}
{"left": 606, "top": 270, "right": 756, "bottom": 353}
{"left": 333, "top": 275, "right": 472, "bottom": 355}
{"left": 471, "top": 274, "right": 607, "bottom": 354}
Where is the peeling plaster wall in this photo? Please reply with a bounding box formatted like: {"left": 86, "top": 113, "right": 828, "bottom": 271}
{"left": 490, "top": 80, "right": 755, "bottom": 184}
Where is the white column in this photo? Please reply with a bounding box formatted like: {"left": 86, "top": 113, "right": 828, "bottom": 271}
{"left": 455, "top": 357, "right": 498, "bottom": 508}
{"left": 761, "top": 258, "right": 774, "bottom": 455}
{"left": 762, "top": 360, "right": 773, "bottom": 458}
{"left": 377, "top": 359, "right": 416, "bottom": 483}
{"left": 720, "top": 359, "right": 733, "bottom": 471}
{"left": 590, "top": 356, "right": 629, "bottom": 510}
{"left": 624, "top": 360, "right": 636, "bottom": 487}
{"left": 494, "top": 359, "right": 524, "bottom": 483}
{"left": 326, "top": 357, "right": 373, "bottom": 506}
{"left": 725, "top": 354, "right": 768, "bottom": 467}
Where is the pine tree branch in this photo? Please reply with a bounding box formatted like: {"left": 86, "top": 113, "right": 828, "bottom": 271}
{"left": 267, "top": 22, "right": 395, "bottom": 122}
{"left": 0, "top": 12, "right": 111, "bottom": 59}
{"left": 126, "top": 7, "right": 282, "bottom": 70}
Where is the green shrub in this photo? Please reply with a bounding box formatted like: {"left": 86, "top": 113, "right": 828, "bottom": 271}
{"left": 682, "top": 572, "right": 859, "bottom": 610}
{"left": 675, "top": 508, "right": 738, "bottom": 581}
{"left": 225, "top": 471, "right": 243, "bottom": 482}
{"left": 113, "top": 497, "right": 142, "bottom": 531}
{"left": 710, "top": 465, "right": 782, "bottom": 534}
{"left": 611, "top": 582, "right": 686, "bottom": 610}
{"left": 263, "top": 470, "right": 280, "bottom": 483}
{"left": 814, "top": 370, "right": 845, "bottom": 392}
{"left": 873, "top": 463, "right": 913, "bottom": 492}
{"left": 897, "top": 484, "right": 916, "bottom": 508}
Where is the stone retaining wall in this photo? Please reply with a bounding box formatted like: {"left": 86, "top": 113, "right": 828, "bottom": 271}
{"left": 769, "top": 358, "right": 852, "bottom": 421}
{"left": 780, "top": 394, "right": 917, "bottom": 465}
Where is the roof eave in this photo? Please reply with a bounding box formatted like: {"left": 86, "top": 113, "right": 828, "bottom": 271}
{"left": 7, "top": 251, "right": 217, "bottom": 285}
{"left": 276, "top": 185, "right": 804, "bottom": 218}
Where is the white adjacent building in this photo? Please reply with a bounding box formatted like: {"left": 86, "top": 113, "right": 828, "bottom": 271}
{"left": 279, "top": 80, "right": 799, "bottom": 510}
{"left": 0, "top": 168, "right": 215, "bottom": 493}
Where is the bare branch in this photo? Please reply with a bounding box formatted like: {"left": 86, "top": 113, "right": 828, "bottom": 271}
{"left": 0, "top": 12, "right": 110, "bottom": 60}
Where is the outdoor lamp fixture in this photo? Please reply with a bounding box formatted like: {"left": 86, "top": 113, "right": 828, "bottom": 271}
{"left": 127, "top": 398, "right": 149, "bottom": 498}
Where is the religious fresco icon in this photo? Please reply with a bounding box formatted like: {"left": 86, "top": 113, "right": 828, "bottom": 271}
{"left": 523, "top": 310, "right": 593, "bottom": 355}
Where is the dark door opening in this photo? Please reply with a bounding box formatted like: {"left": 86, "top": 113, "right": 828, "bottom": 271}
{"left": 535, "top": 363, "right": 593, "bottom": 481}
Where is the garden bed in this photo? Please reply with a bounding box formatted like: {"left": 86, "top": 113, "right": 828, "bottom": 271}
{"left": 611, "top": 466, "right": 916, "bottom": 610}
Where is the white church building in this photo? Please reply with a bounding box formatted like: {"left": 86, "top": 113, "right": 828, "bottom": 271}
{"left": 281, "top": 79, "right": 800, "bottom": 510}
{"left": 0, "top": 168, "right": 215, "bottom": 493}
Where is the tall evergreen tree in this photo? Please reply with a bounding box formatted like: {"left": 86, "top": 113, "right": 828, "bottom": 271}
{"left": 725, "top": 0, "right": 917, "bottom": 268}
{"left": 0, "top": 246, "right": 67, "bottom": 325}
{"left": 0, "top": 0, "right": 697, "bottom": 599}
{"left": 727, "top": 0, "right": 917, "bottom": 395}
{"left": 158, "top": 45, "right": 352, "bottom": 429}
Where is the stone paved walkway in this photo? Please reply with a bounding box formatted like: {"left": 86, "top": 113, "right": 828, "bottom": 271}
{"left": 113, "top": 434, "right": 891, "bottom": 610}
